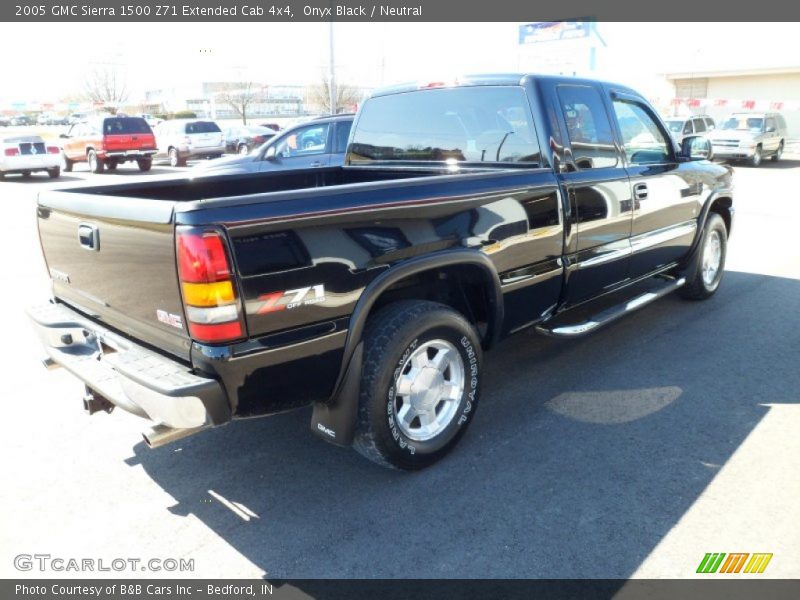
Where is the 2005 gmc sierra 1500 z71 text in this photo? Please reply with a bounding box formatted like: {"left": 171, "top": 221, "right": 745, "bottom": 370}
{"left": 29, "top": 74, "right": 733, "bottom": 470}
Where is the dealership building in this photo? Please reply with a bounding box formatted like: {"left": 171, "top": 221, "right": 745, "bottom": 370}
{"left": 663, "top": 66, "right": 800, "bottom": 139}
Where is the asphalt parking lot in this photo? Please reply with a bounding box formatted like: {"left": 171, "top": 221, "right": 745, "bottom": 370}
{"left": 1, "top": 158, "right": 798, "bottom": 582}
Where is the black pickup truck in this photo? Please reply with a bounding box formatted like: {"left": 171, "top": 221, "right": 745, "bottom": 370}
{"left": 30, "top": 74, "right": 733, "bottom": 470}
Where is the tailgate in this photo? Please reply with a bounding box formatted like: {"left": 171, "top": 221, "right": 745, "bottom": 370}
{"left": 37, "top": 191, "right": 191, "bottom": 360}
{"left": 104, "top": 133, "right": 156, "bottom": 152}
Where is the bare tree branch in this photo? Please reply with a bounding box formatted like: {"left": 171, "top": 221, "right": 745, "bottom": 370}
{"left": 215, "top": 82, "right": 266, "bottom": 125}
{"left": 84, "top": 63, "right": 128, "bottom": 113}
{"left": 307, "top": 74, "right": 362, "bottom": 114}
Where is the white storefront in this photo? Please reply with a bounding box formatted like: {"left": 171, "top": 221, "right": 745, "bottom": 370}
{"left": 664, "top": 67, "right": 800, "bottom": 140}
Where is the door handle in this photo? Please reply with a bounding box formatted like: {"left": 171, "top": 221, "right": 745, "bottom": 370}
{"left": 633, "top": 183, "right": 648, "bottom": 201}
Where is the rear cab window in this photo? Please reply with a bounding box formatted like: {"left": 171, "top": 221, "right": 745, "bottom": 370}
{"left": 186, "top": 121, "right": 221, "bottom": 134}
{"left": 348, "top": 86, "right": 541, "bottom": 166}
{"left": 103, "top": 117, "right": 152, "bottom": 135}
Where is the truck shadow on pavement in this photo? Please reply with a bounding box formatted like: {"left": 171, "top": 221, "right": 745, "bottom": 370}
{"left": 127, "top": 270, "right": 799, "bottom": 581}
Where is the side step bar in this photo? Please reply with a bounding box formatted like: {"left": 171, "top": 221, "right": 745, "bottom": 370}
{"left": 536, "top": 277, "right": 686, "bottom": 338}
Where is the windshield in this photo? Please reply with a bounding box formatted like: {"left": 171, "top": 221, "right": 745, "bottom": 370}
{"left": 665, "top": 120, "right": 684, "bottom": 133}
{"left": 719, "top": 116, "right": 763, "bottom": 132}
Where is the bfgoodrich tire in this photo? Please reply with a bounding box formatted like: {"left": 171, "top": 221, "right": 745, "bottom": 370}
{"left": 353, "top": 300, "right": 482, "bottom": 470}
{"left": 679, "top": 213, "right": 727, "bottom": 300}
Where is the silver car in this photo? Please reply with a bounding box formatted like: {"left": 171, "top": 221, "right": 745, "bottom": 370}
{"left": 664, "top": 115, "right": 715, "bottom": 145}
{"left": 707, "top": 112, "right": 787, "bottom": 167}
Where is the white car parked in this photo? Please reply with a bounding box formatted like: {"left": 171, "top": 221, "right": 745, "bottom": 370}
{"left": 0, "top": 135, "right": 61, "bottom": 179}
{"left": 154, "top": 119, "right": 225, "bottom": 166}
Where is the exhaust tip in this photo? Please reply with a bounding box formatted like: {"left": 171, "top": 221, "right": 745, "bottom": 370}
{"left": 42, "top": 357, "right": 61, "bottom": 371}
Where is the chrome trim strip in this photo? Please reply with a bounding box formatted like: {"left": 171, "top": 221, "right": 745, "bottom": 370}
{"left": 630, "top": 221, "right": 697, "bottom": 254}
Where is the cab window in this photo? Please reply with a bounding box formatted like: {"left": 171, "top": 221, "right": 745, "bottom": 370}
{"left": 612, "top": 100, "right": 671, "bottom": 165}
{"left": 692, "top": 118, "right": 706, "bottom": 133}
{"left": 556, "top": 85, "right": 618, "bottom": 169}
{"left": 274, "top": 123, "right": 330, "bottom": 158}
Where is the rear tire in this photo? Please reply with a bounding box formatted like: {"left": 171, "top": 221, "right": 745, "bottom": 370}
{"left": 679, "top": 213, "right": 727, "bottom": 300}
{"left": 353, "top": 300, "right": 482, "bottom": 470}
{"left": 47, "top": 167, "right": 60, "bottom": 179}
{"left": 238, "top": 144, "right": 249, "bottom": 155}
{"left": 168, "top": 147, "right": 185, "bottom": 167}
{"left": 137, "top": 158, "right": 152, "bottom": 172}
{"left": 88, "top": 150, "right": 104, "bottom": 173}
{"left": 106, "top": 161, "right": 117, "bottom": 171}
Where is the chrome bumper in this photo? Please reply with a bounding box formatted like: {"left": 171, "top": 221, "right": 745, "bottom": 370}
{"left": 28, "top": 301, "right": 230, "bottom": 430}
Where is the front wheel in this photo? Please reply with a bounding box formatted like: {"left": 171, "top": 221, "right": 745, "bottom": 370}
{"left": 353, "top": 300, "right": 482, "bottom": 470}
{"left": 61, "top": 151, "right": 73, "bottom": 172}
{"left": 749, "top": 145, "right": 762, "bottom": 167}
{"left": 679, "top": 213, "right": 727, "bottom": 300}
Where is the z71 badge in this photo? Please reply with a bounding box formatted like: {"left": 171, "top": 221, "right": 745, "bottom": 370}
{"left": 257, "top": 285, "right": 326, "bottom": 314}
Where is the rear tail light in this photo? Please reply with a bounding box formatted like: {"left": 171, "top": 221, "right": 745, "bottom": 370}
{"left": 176, "top": 228, "right": 245, "bottom": 343}
{"left": 4, "top": 148, "right": 19, "bottom": 157}
{"left": 46, "top": 146, "right": 59, "bottom": 154}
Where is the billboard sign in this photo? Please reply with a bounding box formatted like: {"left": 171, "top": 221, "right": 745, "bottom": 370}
{"left": 518, "top": 21, "right": 591, "bottom": 44}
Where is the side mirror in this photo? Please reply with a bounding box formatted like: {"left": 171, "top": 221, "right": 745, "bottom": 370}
{"left": 264, "top": 146, "right": 277, "bottom": 160}
{"left": 59, "top": 133, "right": 69, "bottom": 139}
{"left": 766, "top": 126, "right": 776, "bottom": 133}
{"left": 680, "top": 135, "right": 712, "bottom": 161}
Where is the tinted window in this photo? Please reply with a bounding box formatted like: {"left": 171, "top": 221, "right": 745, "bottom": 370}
{"left": 720, "top": 116, "right": 763, "bottom": 132}
{"left": 665, "top": 120, "right": 684, "bottom": 133}
{"left": 350, "top": 86, "right": 541, "bottom": 164}
{"left": 274, "top": 123, "right": 330, "bottom": 158}
{"left": 704, "top": 117, "right": 715, "bottom": 130}
{"left": 692, "top": 118, "right": 706, "bottom": 133}
{"left": 612, "top": 100, "right": 670, "bottom": 165}
{"left": 103, "top": 117, "right": 151, "bottom": 134}
{"left": 557, "top": 85, "right": 617, "bottom": 169}
{"left": 765, "top": 117, "right": 776, "bottom": 131}
{"left": 186, "top": 121, "right": 221, "bottom": 134}
{"left": 334, "top": 120, "right": 353, "bottom": 153}
{"left": 683, "top": 121, "right": 693, "bottom": 134}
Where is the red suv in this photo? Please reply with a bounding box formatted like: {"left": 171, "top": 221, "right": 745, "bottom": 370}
{"left": 60, "top": 116, "right": 157, "bottom": 173}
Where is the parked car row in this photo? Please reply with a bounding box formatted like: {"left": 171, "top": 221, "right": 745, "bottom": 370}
{"left": 663, "top": 111, "right": 788, "bottom": 167}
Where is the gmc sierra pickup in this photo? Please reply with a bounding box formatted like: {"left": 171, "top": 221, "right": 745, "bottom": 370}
{"left": 29, "top": 74, "right": 733, "bottom": 470}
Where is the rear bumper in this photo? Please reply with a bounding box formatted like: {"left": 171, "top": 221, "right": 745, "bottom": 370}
{"left": 103, "top": 149, "right": 156, "bottom": 159}
{"left": 0, "top": 156, "right": 60, "bottom": 172}
{"left": 28, "top": 301, "right": 231, "bottom": 429}
{"left": 181, "top": 147, "right": 225, "bottom": 159}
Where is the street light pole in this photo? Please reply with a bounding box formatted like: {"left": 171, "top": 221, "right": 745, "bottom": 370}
{"left": 329, "top": 19, "right": 336, "bottom": 115}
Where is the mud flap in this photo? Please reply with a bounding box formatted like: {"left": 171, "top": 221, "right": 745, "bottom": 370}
{"left": 310, "top": 342, "right": 363, "bottom": 446}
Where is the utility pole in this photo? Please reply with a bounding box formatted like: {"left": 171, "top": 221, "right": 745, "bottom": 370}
{"left": 329, "top": 19, "right": 336, "bottom": 114}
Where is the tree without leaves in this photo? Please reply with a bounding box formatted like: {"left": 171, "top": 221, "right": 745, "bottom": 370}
{"left": 215, "top": 82, "right": 265, "bottom": 125}
{"left": 84, "top": 64, "right": 128, "bottom": 114}
{"left": 307, "top": 75, "right": 362, "bottom": 114}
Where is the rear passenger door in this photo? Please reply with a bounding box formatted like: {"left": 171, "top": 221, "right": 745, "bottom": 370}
{"left": 609, "top": 93, "right": 699, "bottom": 279}
{"left": 553, "top": 83, "right": 633, "bottom": 305}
